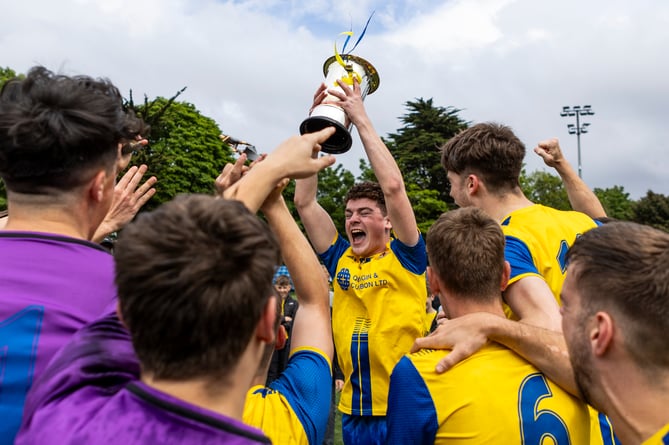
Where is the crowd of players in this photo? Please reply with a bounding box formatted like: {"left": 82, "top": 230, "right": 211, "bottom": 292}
{"left": 0, "top": 66, "right": 667, "bottom": 445}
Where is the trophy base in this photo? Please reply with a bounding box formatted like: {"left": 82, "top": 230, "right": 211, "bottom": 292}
{"left": 299, "top": 115, "right": 352, "bottom": 154}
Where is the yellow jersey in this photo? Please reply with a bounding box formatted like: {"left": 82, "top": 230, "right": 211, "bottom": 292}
{"left": 243, "top": 347, "right": 332, "bottom": 445}
{"left": 321, "top": 234, "right": 427, "bottom": 416}
{"left": 387, "top": 343, "right": 591, "bottom": 444}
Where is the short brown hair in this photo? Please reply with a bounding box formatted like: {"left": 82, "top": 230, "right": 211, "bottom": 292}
{"left": 427, "top": 207, "right": 506, "bottom": 301}
{"left": 274, "top": 275, "right": 291, "bottom": 287}
{"left": 440, "top": 123, "right": 525, "bottom": 193}
{"left": 114, "top": 194, "right": 281, "bottom": 382}
{"left": 345, "top": 181, "right": 387, "bottom": 216}
{"left": 566, "top": 222, "right": 669, "bottom": 373}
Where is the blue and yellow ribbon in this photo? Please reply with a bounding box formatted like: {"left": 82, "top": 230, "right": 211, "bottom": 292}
{"left": 333, "top": 11, "right": 375, "bottom": 86}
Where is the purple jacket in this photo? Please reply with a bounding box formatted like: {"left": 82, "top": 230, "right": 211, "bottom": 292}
{"left": 16, "top": 313, "right": 271, "bottom": 445}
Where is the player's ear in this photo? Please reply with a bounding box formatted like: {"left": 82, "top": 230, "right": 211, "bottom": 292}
{"left": 591, "top": 312, "right": 614, "bottom": 357}
{"left": 116, "top": 301, "right": 127, "bottom": 328}
{"left": 500, "top": 261, "right": 511, "bottom": 291}
{"left": 275, "top": 325, "right": 288, "bottom": 350}
{"left": 89, "top": 169, "right": 109, "bottom": 203}
{"left": 467, "top": 174, "right": 480, "bottom": 196}
{"left": 427, "top": 267, "right": 441, "bottom": 295}
{"left": 257, "top": 295, "right": 278, "bottom": 344}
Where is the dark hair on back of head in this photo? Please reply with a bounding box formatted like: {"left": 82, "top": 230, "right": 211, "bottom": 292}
{"left": 114, "top": 194, "right": 281, "bottom": 382}
{"left": 0, "top": 66, "right": 145, "bottom": 193}
{"left": 440, "top": 122, "right": 525, "bottom": 193}
{"left": 345, "top": 181, "right": 387, "bottom": 215}
{"left": 427, "top": 207, "right": 506, "bottom": 301}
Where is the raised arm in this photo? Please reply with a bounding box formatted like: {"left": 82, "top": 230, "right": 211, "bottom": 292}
{"left": 224, "top": 128, "right": 336, "bottom": 213}
{"left": 293, "top": 165, "right": 338, "bottom": 254}
{"left": 293, "top": 85, "right": 339, "bottom": 254}
{"left": 261, "top": 190, "right": 333, "bottom": 359}
{"left": 534, "top": 138, "right": 606, "bottom": 219}
{"left": 327, "top": 78, "right": 420, "bottom": 246}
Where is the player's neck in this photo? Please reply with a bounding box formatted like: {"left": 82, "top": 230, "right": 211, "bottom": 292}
{"left": 598, "top": 366, "right": 669, "bottom": 445}
{"left": 446, "top": 297, "right": 505, "bottom": 320}
{"left": 141, "top": 374, "right": 248, "bottom": 421}
{"left": 140, "top": 346, "right": 263, "bottom": 421}
{"left": 3, "top": 204, "right": 95, "bottom": 240}
{"left": 480, "top": 189, "right": 533, "bottom": 223}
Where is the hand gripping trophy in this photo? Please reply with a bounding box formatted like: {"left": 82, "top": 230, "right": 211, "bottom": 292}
{"left": 300, "top": 19, "right": 379, "bottom": 154}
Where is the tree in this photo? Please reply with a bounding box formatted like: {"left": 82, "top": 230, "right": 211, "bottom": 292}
{"left": 406, "top": 183, "right": 450, "bottom": 234}
{"left": 280, "top": 163, "right": 355, "bottom": 236}
{"left": 594, "top": 186, "right": 634, "bottom": 221}
{"left": 128, "top": 95, "right": 234, "bottom": 211}
{"left": 357, "top": 159, "right": 376, "bottom": 183}
{"left": 354, "top": 99, "right": 467, "bottom": 229}
{"left": 384, "top": 98, "right": 469, "bottom": 205}
{"left": 632, "top": 191, "right": 669, "bottom": 232}
{"left": 520, "top": 170, "right": 570, "bottom": 211}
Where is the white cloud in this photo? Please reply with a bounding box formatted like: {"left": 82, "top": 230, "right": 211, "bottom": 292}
{"left": 1, "top": 0, "right": 667, "bottom": 199}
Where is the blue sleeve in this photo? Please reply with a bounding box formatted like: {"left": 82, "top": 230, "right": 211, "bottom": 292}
{"left": 504, "top": 235, "right": 539, "bottom": 280}
{"left": 319, "top": 234, "right": 349, "bottom": 279}
{"left": 269, "top": 349, "right": 332, "bottom": 445}
{"left": 387, "top": 356, "right": 438, "bottom": 445}
{"left": 390, "top": 234, "right": 427, "bottom": 275}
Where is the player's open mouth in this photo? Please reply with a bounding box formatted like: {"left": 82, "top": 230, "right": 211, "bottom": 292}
{"left": 351, "top": 229, "right": 366, "bottom": 243}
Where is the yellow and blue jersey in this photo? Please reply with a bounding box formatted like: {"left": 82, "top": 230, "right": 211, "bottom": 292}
{"left": 321, "top": 233, "right": 427, "bottom": 417}
{"left": 243, "top": 347, "right": 332, "bottom": 445}
{"left": 501, "top": 204, "right": 599, "bottom": 307}
{"left": 386, "top": 343, "right": 591, "bottom": 444}
{"left": 642, "top": 423, "right": 669, "bottom": 445}
{"left": 501, "top": 205, "right": 619, "bottom": 445}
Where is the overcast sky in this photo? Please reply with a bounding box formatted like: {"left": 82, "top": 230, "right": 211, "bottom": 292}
{"left": 2, "top": 0, "right": 667, "bottom": 199}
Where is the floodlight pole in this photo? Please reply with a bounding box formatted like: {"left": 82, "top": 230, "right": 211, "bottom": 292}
{"left": 560, "top": 105, "right": 594, "bottom": 178}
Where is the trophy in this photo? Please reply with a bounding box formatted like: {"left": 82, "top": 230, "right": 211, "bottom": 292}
{"left": 299, "top": 54, "right": 380, "bottom": 154}
{"left": 220, "top": 134, "right": 259, "bottom": 161}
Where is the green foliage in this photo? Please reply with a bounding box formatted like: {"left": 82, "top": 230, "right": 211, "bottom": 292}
{"left": 594, "top": 185, "right": 634, "bottom": 220}
{"left": 406, "top": 183, "right": 450, "bottom": 234}
{"left": 318, "top": 164, "right": 356, "bottom": 235}
{"left": 281, "top": 164, "right": 354, "bottom": 235}
{"left": 352, "top": 98, "right": 466, "bottom": 229}
{"left": 384, "top": 98, "right": 468, "bottom": 205}
{"left": 520, "top": 169, "right": 571, "bottom": 210}
{"left": 632, "top": 191, "right": 669, "bottom": 231}
{"left": 128, "top": 96, "right": 234, "bottom": 211}
{"left": 357, "top": 159, "right": 376, "bottom": 183}
{"left": 0, "top": 67, "right": 21, "bottom": 86}
{"left": 0, "top": 180, "right": 5, "bottom": 211}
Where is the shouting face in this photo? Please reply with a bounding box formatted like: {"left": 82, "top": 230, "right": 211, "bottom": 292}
{"left": 344, "top": 198, "right": 391, "bottom": 257}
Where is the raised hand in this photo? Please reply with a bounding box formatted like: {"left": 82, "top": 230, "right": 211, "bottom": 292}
{"left": 92, "top": 164, "right": 157, "bottom": 243}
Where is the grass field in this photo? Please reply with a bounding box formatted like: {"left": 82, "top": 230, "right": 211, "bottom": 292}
{"left": 334, "top": 391, "right": 344, "bottom": 445}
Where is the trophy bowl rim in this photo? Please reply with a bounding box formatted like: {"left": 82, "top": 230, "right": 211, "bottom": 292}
{"left": 322, "top": 54, "right": 380, "bottom": 95}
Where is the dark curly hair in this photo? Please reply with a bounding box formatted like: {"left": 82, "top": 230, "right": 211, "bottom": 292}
{"left": 344, "top": 181, "right": 387, "bottom": 215}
